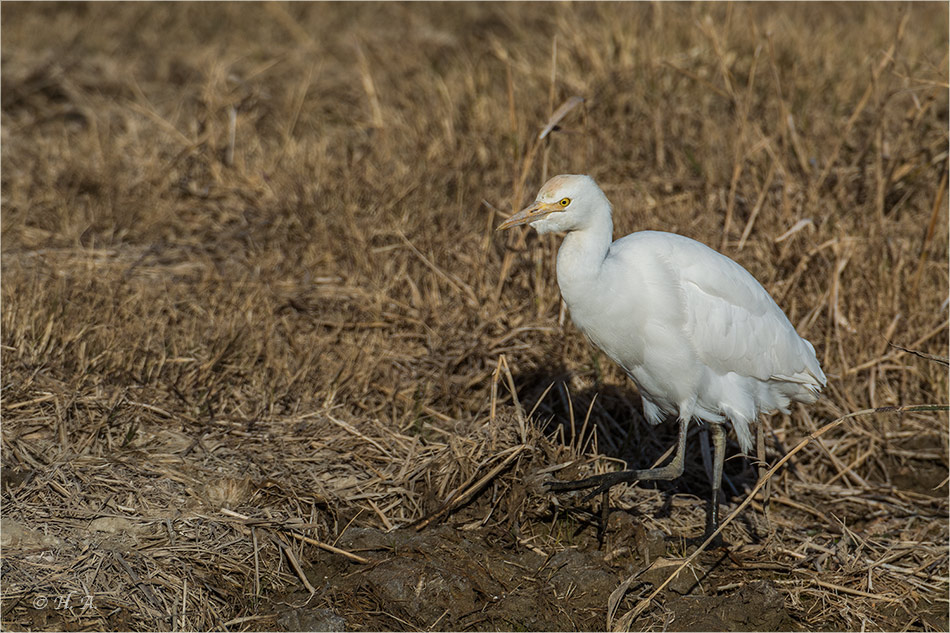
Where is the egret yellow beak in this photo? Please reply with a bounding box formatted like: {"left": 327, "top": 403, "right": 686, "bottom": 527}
{"left": 496, "top": 201, "right": 560, "bottom": 231}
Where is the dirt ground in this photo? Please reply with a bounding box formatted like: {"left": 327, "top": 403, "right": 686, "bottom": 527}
{"left": 2, "top": 2, "right": 948, "bottom": 632}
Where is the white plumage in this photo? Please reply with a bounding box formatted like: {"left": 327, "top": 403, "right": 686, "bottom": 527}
{"left": 498, "top": 174, "right": 826, "bottom": 537}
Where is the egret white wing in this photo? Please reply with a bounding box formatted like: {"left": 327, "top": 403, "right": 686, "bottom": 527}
{"left": 670, "top": 237, "right": 824, "bottom": 388}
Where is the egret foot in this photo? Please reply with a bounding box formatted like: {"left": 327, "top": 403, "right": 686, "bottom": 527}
{"left": 547, "top": 475, "right": 632, "bottom": 545}
{"left": 546, "top": 417, "right": 690, "bottom": 542}
{"left": 702, "top": 516, "right": 727, "bottom": 548}
{"left": 547, "top": 418, "right": 734, "bottom": 548}
{"left": 597, "top": 490, "right": 610, "bottom": 546}
{"left": 547, "top": 468, "right": 642, "bottom": 502}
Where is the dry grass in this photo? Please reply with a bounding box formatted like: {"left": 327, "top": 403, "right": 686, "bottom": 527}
{"left": 2, "top": 2, "right": 948, "bottom": 631}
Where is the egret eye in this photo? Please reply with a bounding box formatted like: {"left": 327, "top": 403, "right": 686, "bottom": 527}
{"left": 558, "top": 198, "right": 571, "bottom": 207}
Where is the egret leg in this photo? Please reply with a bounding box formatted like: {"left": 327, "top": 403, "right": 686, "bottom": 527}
{"left": 698, "top": 429, "right": 713, "bottom": 483}
{"left": 547, "top": 416, "right": 690, "bottom": 503}
{"left": 597, "top": 490, "right": 610, "bottom": 547}
{"left": 705, "top": 422, "right": 727, "bottom": 545}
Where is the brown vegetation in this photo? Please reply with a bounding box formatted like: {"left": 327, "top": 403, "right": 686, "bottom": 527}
{"left": 2, "top": 2, "right": 948, "bottom": 631}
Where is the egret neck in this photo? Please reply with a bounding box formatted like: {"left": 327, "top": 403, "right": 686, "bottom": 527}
{"left": 554, "top": 198, "right": 613, "bottom": 310}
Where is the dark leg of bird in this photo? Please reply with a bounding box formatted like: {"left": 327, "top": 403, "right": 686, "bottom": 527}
{"left": 704, "top": 422, "right": 727, "bottom": 546}
{"left": 698, "top": 429, "right": 713, "bottom": 484}
{"left": 597, "top": 490, "right": 610, "bottom": 546}
{"left": 547, "top": 417, "right": 690, "bottom": 502}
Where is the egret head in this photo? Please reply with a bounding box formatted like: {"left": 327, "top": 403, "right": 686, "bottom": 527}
{"left": 497, "top": 174, "right": 611, "bottom": 235}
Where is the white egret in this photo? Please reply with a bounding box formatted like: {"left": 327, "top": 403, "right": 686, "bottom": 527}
{"left": 498, "top": 174, "right": 826, "bottom": 539}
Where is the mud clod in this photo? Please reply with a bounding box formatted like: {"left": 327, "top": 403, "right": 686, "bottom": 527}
{"left": 300, "top": 526, "right": 634, "bottom": 631}
{"left": 277, "top": 608, "right": 346, "bottom": 632}
{"left": 668, "top": 580, "right": 793, "bottom": 632}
